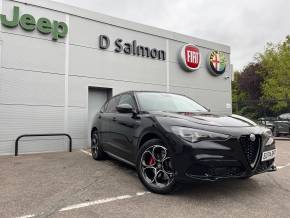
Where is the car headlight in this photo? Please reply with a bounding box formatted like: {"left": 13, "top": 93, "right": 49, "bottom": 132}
{"left": 264, "top": 128, "right": 273, "bottom": 137}
{"left": 264, "top": 128, "right": 274, "bottom": 146}
{"left": 171, "top": 126, "right": 231, "bottom": 143}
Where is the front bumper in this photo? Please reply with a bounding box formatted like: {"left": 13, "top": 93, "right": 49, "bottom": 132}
{"left": 171, "top": 134, "right": 276, "bottom": 182}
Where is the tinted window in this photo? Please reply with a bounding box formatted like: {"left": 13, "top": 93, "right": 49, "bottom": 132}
{"left": 119, "top": 94, "right": 136, "bottom": 109}
{"left": 136, "top": 92, "right": 207, "bottom": 113}
{"left": 106, "top": 96, "right": 120, "bottom": 113}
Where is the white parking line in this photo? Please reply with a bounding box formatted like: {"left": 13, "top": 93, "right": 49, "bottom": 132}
{"left": 59, "top": 195, "right": 132, "bottom": 212}
{"left": 16, "top": 215, "right": 35, "bottom": 218}
{"left": 80, "top": 149, "right": 92, "bottom": 156}
{"left": 17, "top": 192, "right": 150, "bottom": 217}
{"left": 59, "top": 192, "right": 150, "bottom": 212}
{"left": 277, "top": 163, "right": 290, "bottom": 170}
{"left": 136, "top": 191, "right": 148, "bottom": 196}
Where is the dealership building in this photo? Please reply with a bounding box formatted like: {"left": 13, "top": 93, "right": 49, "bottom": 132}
{"left": 0, "top": 0, "right": 231, "bottom": 155}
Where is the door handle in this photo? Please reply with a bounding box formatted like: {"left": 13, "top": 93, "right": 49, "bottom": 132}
{"left": 98, "top": 115, "right": 102, "bottom": 119}
{"left": 112, "top": 117, "right": 117, "bottom": 121}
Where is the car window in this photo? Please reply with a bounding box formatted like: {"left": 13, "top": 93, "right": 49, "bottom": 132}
{"left": 118, "top": 94, "right": 136, "bottom": 109}
{"left": 105, "top": 96, "right": 120, "bottom": 113}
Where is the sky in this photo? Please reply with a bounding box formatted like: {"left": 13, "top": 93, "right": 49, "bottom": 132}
{"left": 54, "top": 0, "right": 290, "bottom": 71}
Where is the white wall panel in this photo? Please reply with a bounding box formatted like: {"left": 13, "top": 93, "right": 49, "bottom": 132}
{"left": 1, "top": 33, "right": 65, "bottom": 74}
{"left": 69, "top": 45, "right": 167, "bottom": 85}
{"left": 67, "top": 107, "right": 87, "bottom": 139}
{"left": 0, "top": 141, "right": 15, "bottom": 155}
{"left": 169, "top": 62, "right": 231, "bottom": 92}
{"left": 0, "top": 105, "right": 64, "bottom": 141}
{"left": 0, "top": 68, "right": 65, "bottom": 106}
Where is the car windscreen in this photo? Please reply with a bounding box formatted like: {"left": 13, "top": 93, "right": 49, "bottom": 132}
{"left": 136, "top": 92, "right": 208, "bottom": 113}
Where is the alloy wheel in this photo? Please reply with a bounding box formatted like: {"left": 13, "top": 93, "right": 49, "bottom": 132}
{"left": 140, "top": 145, "right": 174, "bottom": 188}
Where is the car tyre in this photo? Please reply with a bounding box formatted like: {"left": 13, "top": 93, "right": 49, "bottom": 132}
{"left": 91, "top": 129, "right": 106, "bottom": 160}
{"left": 137, "top": 139, "right": 177, "bottom": 194}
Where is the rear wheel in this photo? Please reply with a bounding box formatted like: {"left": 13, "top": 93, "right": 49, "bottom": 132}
{"left": 91, "top": 129, "right": 106, "bottom": 160}
{"left": 137, "top": 139, "right": 177, "bottom": 194}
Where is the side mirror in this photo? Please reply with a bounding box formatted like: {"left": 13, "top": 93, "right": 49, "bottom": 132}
{"left": 205, "top": 107, "right": 211, "bottom": 112}
{"left": 116, "top": 104, "right": 134, "bottom": 113}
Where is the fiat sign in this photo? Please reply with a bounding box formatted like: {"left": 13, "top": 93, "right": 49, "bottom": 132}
{"left": 178, "top": 44, "right": 201, "bottom": 71}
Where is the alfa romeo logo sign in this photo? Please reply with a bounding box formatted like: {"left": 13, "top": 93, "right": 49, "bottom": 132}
{"left": 178, "top": 44, "right": 201, "bottom": 71}
{"left": 207, "top": 50, "right": 227, "bottom": 76}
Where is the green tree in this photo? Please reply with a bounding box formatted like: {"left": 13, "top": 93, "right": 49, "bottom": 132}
{"left": 232, "top": 63, "right": 264, "bottom": 119}
{"left": 232, "top": 71, "right": 251, "bottom": 116}
{"left": 257, "top": 35, "right": 290, "bottom": 112}
{"left": 232, "top": 35, "right": 290, "bottom": 118}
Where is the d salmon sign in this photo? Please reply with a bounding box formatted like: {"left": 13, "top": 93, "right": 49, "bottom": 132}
{"left": 207, "top": 50, "right": 227, "bottom": 76}
{"left": 178, "top": 44, "right": 201, "bottom": 71}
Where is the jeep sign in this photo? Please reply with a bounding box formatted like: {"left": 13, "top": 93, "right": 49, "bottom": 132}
{"left": 0, "top": 6, "right": 68, "bottom": 40}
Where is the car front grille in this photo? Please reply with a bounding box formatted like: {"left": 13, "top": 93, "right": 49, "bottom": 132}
{"left": 240, "top": 135, "right": 261, "bottom": 168}
{"left": 208, "top": 166, "right": 244, "bottom": 177}
{"left": 186, "top": 164, "right": 244, "bottom": 178}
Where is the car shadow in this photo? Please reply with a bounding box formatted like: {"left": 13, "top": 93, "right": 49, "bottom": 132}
{"left": 174, "top": 179, "right": 260, "bottom": 197}
{"left": 105, "top": 156, "right": 137, "bottom": 176}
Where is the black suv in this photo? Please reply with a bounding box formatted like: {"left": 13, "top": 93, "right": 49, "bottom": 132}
{"left": 91, "top": 91, "right": 276, "bottom": 194}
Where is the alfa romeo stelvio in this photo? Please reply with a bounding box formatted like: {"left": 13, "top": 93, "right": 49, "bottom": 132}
{"left": 90, "top": 91, "right": 276, "bottom": 194}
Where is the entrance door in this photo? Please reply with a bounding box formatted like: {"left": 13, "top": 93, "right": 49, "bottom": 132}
{"left": 88, "top": 87, "right": 112, "bottom": 143}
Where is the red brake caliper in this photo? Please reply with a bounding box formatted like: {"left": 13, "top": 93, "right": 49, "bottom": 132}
{"left": 148, "top": 155, "right": 156, "bottom": 165}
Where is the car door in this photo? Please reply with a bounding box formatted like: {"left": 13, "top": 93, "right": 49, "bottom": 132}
{"left": 99, "top": 95, "right": 121, "bottom": 154}
{"left": 112, "top": 93, "right": 141, "bottom": 162}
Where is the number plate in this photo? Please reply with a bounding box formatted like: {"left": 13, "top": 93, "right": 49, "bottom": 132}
{"left": 262, "top": 149, "right": 276, "bottom": 162}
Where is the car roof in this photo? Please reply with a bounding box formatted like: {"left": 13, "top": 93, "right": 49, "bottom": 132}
{"left": 116, "top": 90, "right": 179, "bottom": 96}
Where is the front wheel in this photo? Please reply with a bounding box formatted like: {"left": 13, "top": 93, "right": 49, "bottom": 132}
{"left": 137, "top": 139, "right": 177, "bottom": 194}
